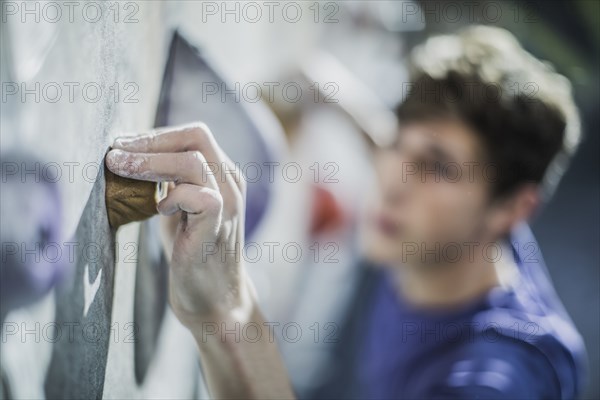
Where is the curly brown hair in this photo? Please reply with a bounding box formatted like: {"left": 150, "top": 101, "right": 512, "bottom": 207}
{"left": 396, "top": 25, "right": 581, "bottom": 200}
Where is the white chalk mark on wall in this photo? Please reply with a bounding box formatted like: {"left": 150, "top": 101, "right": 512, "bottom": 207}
{"left": 83, "top": 264, "right": 102, "bottom": 318}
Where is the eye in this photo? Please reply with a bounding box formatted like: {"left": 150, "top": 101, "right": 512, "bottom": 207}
{"left": 437, "top": 162, "right": 450, "bottom": 177}
{"left": 422, "top": 160, "right": 442, "bottom": 172}
{"left": 417, "top": 159, "right": 451, "bottom": 183}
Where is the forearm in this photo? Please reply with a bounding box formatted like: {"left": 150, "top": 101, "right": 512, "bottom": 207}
{"left": 190, "top": 303, "right": 295, "bottom": 400}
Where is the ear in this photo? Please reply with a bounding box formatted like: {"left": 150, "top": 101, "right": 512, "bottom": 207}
{"left": 487, "top": 184, "right": 540, "bottom": 238}
{"left": 511, "top": 183, "right": 541, "bottom": 222}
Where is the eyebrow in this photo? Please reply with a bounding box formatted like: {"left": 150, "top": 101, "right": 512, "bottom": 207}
{"left": 396, "top": 129, "right": 459, "bottom": 164}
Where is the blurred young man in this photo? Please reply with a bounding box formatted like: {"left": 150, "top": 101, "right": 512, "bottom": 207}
{"left": 105, "top": 26, "right": 586, "bottom": 399}
{"left": 314, "top": 26, "right": 587, "bottom": 400}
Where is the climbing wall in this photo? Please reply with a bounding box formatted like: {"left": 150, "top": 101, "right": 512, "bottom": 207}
{"left": 0, "top": 1, "right": 323, "bottom": 398}
{"left": 0, "top": 2, "right": 205, "bottom": 398}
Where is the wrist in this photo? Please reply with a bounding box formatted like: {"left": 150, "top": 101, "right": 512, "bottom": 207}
{"left": 185, "top": 276, "right": 258, "bottom": 335}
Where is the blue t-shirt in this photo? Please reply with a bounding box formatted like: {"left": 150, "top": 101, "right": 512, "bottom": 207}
{"left": 357, "top": 224, "right": 586, "bottom": 399}
{"left": 309, "top": 224, "right": 586, "bottom": 399}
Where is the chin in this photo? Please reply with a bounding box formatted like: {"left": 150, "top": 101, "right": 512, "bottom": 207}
{"left": 362, "top": 233, "right": 404, "bottom": 267}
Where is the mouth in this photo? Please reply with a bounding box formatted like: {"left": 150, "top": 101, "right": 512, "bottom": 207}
{"left": 374, "top": 214, "right": 402, "bottom": 237}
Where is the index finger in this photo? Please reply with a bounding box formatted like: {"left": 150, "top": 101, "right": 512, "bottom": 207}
{"left": 113, "top": 123, "right": 244, "bottom": 194}
{"left": 105, "top": 148, "right": 218, "bottom": 189}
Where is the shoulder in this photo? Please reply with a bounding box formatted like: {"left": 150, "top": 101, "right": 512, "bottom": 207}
{"left": 419, "top": 332, "right": 564, "bottom": 399}
{"left": 416, "top": 299, "right": 583, "bottom": 400}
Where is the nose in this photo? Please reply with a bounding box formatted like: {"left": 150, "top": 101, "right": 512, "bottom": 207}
{"left": 376, "top": 151, "right": 409, "bottom": 208}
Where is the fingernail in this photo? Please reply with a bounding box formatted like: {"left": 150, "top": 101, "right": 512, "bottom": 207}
{"left": 105, "top": 149, "right": 123, "bottom": 167}
{"left": 113, "top": 137, "right": 134, "bottom": 148}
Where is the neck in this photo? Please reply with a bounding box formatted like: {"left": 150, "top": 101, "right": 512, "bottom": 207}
{"left": 391, "top": 240, "right": 510, "bottom": 310}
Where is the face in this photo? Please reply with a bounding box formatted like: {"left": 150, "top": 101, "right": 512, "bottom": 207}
{"left": 363, "top": 118, "right": 504, "bottom": 267}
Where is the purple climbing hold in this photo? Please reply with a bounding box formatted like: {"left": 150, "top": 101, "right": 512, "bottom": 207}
{"left": 1, "top": 154, "right": 64, "bottom": 316}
